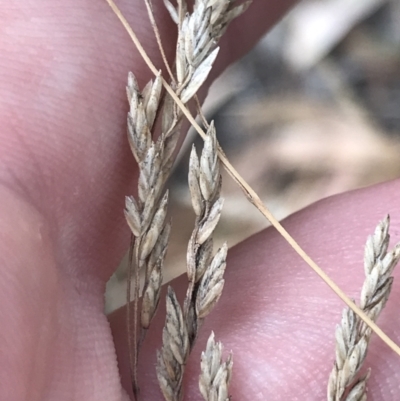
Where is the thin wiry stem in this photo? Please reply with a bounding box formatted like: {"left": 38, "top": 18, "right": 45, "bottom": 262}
{"left": 105, "top": 0, "right": 400, "bottom": 358}
{"left": 143, "top": 0, "right": 176, "bottom": 83}
{"left": 126, "top": 235, "right": 135, "bottom": 391}
{"left": 132, "top": 241, "right": 141, "bottom": 400}
{"left": 194, "top": 94, "right": 210, "bottom": 129}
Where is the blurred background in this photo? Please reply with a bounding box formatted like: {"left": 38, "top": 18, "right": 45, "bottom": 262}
{"left": 106, "top": 0, "right": 400, "bottom": 313}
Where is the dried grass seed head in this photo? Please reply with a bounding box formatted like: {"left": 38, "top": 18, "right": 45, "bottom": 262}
{"left": 199, "top": 331, "right": 233, "bottom": 401}
{"left": 196, "top": 243, "right": 227, "bottom": 319}
{"left": 327, "top": 216, "right": 400, "bottom": 401}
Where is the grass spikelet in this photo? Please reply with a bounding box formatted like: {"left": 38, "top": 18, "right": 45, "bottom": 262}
{"left": 327, "top": 216, "right": 400, "bottom": 401}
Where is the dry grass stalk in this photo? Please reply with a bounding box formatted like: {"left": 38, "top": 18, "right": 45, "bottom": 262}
{"left": 327, "top": 215, "right": 400, "bottom": 401}
{"left": 199, "top": 332, "right": 233, "bottom": 401}
{"left": 157, "top": 124, "right": 228, "bottom": 401}
{"left": 123, "top": 0, "right": 249, "bottom": 398}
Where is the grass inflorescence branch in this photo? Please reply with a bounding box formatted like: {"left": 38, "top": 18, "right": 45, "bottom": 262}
{"left": 122, "top": 0, "right": 248, "bottom": 399}
{"left": 327, "top": 216, "right": 400, "bottom": 401}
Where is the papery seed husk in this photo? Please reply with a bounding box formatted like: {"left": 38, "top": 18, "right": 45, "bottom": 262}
{"left": 135, "top": 103, "right": 150, "bottom": 148}
{"left": 199, "top": 376, "right": 209, "bottom": 400}
{"left": 382, "top": 245, "right": 400, "bottom": 276}
{"left": 364, "top": 240, "right": 375, "bottom": 275}
{"left": 142, "top": 79, "right": 153, "bottom": 109}
{"left": 210, "top": 243, "right": 228, "bottom": 272}
{"left": 197, "top": 198, "right": 224, "bottom": 244}
{"left": 213, "top": 363, "right": 228, "bottom": 388}
{"left": 210, "top": 1, "right": 226, "bottom": 25}
{"left": 140, "top": 188, "right": 156, "bottom": 233}
{"left": 189, "top": 145, "right": 203, "bottom": 216}
{"left": 217, "top": 383, "right": 228, "bottom": 401}
{"left": 157, "top": 355, "right": 175, "bottom": 401}
{"left": 197, "top": 280, "right": 224, "bottom": 319}
{"left": 165, "top": 287, "right": 189, "bottom": 365}
{"left": 149, "top": 152, "right": 163, "bottom": 191}
{"left": 195, "top": 25, "right": 213, "bottom": 56}
{"left": 160, "top": 340, "right": 180, "bottom": 382}
{"left": 163, "top": 128, "right": 181, "bottom": 168}
{"left": 127, "top": 111, "right": 151, "bottom": 162}
{"left": 124, "top": 196, "right": 141, "bottom": 236}
{"left": 127, "top": 70, "right": 139, "bottom": 90}
{"left": 341, "top": 308, "right": 353, "bottom": 344}
{"left": 127, "top": 115, "right": 141, "bottom": 162}
{"left": 327, "top": 366, "right": 338, "bottom": 401}
{"left": 141, "top": 258, "right": 163, "bottom": 328}
{"left": 196, "top": 244, "right": 227, "bottom": 318}
{"left": 196, "top": 237, "right": 213, "bottom": 282}
{"left": 204, "top": 122, "right": 216, "bottom": 155}
{"left": 180, "top": 47, "right": 219, "bottom": 103}
{"left": 198, "top": 244, "right": 227, "bottom": 295}
{"left": 346, "top": 370, "right": 370, "bottom": 401}
{"left": 361, "top": 271, "right": 386, "bottom": 310}
{"left": 184, "top": 24, "right": 195, "bottom": 65}
{"left": 161, "top": 91, "right": 175, "bottom": 135}
{"left": 195, "top": 39, "right": 215, "bottom": 69}
{"left": 199, "top": 168, "right": 213, "bottom": 202}
{"left": 148, "top": 221, "right": 171, "bottom": 274}
{"left": 146, "top": 73, "right": 163, "bottom": 130}
{"left": 141, "top": 143, "right": 156, "bottom": 183}
{"left": 199, "top": 331, "right": 232, "bottom": 401}
{"left": 199, "top": 152, "right": 214, "bottom": 202}
{"left": 176, "top": 36, "right": 187, "bottom": 85}
{"left": 141, "top": 191, "right": 169, "bottom": 260}
{"left": 218, "top": 2, "right": 251, "bottom": 31}
{"left": 365, "top": 278, "right": 392, "bottom": 311}
{"left": 138, "top": 169, "right": 150, "bottom": 207}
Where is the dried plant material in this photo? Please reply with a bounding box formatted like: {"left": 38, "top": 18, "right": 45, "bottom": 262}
{"left": 157, "top": 287, "right": 189, "bottom": 401}
{"left": 124, "top": 57, "right": 211, "bottom": 396}
{"left": 125, "top": 196, "right": 141, "bottom": 236}
{"left": 184, "top": 123, "right": 223, "bottom": 345}
{"left": 327, "top": 216, "right": 400, "bottom": 401}
{"left": 101, "top": 2, "right": 400, "bottom": 400}
{"left": 199, "top": 332, "right": 233, "bottom": 401}
{"left": 197, "top": 198, "right": 224, "bottom": 245}
{"left": 344, "top": 370, "right": 370, "bottom": 401}
{"left": 157, "top": 123, "right": 227, "bottom": 401}
{"left": 107, "top": 0, "right": 400, "bottom": 358}
{"left": 124, "top": 71, "right": 174, "bottom": 398}
{"left": 121, "top": 0, "right": 251, "bottom": 398}
{"left": 159, "top": 0, "right": 251, "bottom": 150}
{"left": 196, "top": 243, "right": 227, "bottom": 319}
{"left": 141, "top": 257, "right": 163, "bottom": 329}
{"left": 163, "top": 0, "right": 179, "bottom": 24}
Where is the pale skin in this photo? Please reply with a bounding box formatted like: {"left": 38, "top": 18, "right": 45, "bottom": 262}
{"left": 1, "top": 1, "right": 400, "bottom": 400}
